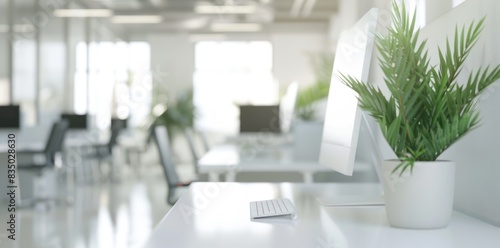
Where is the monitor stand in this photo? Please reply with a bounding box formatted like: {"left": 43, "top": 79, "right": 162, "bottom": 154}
{"left": 317, "top": 112, "right": 394, "bottom": 207}
{"left": 317, "top": 195, "right": 384, "bottom": 207}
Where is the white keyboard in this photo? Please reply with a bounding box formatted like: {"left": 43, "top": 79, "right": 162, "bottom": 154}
{"left": 250, "top": 198, "right": 296, "bottom": 219}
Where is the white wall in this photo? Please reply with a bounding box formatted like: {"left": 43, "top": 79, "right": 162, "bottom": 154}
{"left": 426, "top": 0, "right": 453, "bottom": 23}
{"left": 420, "top": 0, "right": 500, "bottom": 227}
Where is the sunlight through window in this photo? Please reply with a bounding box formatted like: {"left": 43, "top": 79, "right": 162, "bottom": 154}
{"left": 194, "top": 41, "right": 276, "bottom": 134}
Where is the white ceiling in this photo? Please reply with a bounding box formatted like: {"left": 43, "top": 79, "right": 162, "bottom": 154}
{"left": 2, "top": 0, "right": 339, "bottom": 34}
{"left": 80, "top": 0, "right": 338, "bottom": 33}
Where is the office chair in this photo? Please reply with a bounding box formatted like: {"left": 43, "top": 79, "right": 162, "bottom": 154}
{"left": 153, "top": 125, "right": 192, "bottom": 205}
{"left": 184, "top": 128, "right": 212, "bottom": 182}
{"left": 124, "top": 126, "right": 155, "bottom": 168}
{"left": 93, "top": 125, "right": 122, "bottom": 161}
{"left": 18, "top": 120, "right": 69, "bottom": 205}
{"left": 18, "top": 120, "right": 69, "bottom": 172}
{"left": 82, "top": 124, "right": 124, "bottom": 182}
{"left": 184, "top": 128, "right": 200, "bottom": 174}
{"left": 198, "top": 130, "right": 210, "bottom": 152}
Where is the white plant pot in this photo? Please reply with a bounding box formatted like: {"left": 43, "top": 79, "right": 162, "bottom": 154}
{"left": 292, "top": 121, "right": 323, "bottom": 161}
{"left": 381, "top": 160, "right": 455, "bottom": 229}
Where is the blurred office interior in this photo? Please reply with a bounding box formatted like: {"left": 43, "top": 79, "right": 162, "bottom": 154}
{"left": 1, "top": 0, "right": 492, "bottom": 247}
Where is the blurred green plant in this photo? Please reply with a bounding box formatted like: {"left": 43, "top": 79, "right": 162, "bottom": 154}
{"left": 295, "top": 81, "right": 330, "bottom": 120}
{"left": 295, "top": 51, "right": 334, "bottom": 120}
{"left": 310, "top": 51, "right": 335, "bottom": 84}
{"left": 153, "top": 89, "right": 195, "bottom": 139}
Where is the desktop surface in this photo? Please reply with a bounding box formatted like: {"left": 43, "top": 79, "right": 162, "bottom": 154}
{"left": 197, "top": 144, "right": 333, "bottom": 182}
{"left": 144, "top": 183, "right": 500, "bottom": 248}
{"left": 197, "top": 144, "right": 372, "bottom": 182}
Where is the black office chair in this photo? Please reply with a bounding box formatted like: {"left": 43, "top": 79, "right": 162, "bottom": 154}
{"left": 18, "top": 120, "right": 69, "bottom": 173}
{"left": 93, "top": 125, "right": 122, "bottom": 161}
{"left": 18, "top": 120, "right": 69, "bottom": 205}
{"left": 153, "top": 125, "right": 192, "bottom": 205}
{"left": 81, "top": 124, "right": 124, "bottom": 182}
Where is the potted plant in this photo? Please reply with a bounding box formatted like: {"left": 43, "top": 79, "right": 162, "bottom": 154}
{"left": 340, "top": 2, "right": 500, "bottom": 229}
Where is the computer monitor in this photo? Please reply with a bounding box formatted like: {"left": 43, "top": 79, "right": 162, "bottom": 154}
{"left": 317, "top": 8, "right": 390, "bottom": 207}
{"left": 319, "top": 8, "right": 380, "bottom": 176}
{"left": 280, "top": 82, "right": 299, "bottom": 133}
{"left": 0, "top": 105, "right": 20, "bottom": 128}
{"left": 111, "top": 118, "right": 127, "bottom": 129}
{"left": 239, "top": 105, "right": 281, "bottom": 133}
{"left": 61, "top": 114, "right": 88, "bottom": 129}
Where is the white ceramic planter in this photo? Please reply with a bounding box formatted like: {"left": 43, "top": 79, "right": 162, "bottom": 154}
{"left": 292, "top": 121, "right": 323, "bottom": 161}
{"left": 381, "top": 160, "right": 455, "bottom": 229}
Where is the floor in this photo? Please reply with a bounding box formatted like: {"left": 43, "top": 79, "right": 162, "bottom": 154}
{"left": 1, "top": 163, "right": 174, "bottom": 248}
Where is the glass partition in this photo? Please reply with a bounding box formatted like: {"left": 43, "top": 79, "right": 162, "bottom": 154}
{"left": 38, "top": 0, "right": 66, "bottom": 126}
{"left": 12, "top": 0, "right": 37, "bottom": 126}
{"left": 0, "top": 0, "right": 9, "bottom": 105}
{"left": 88, "top": 19, "right": 117, "bottom": 129}
{"left": 68, "top": 1, "right": 87, "bottom": 115}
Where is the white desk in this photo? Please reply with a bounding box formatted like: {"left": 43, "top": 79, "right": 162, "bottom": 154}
{"left": 0, "top": 143, "right": 45, "bottom": 153}
{"left": 198, "top": 144, "right": 334, "bottom": 183}
{"left": 145, "top": 183, "right": 500, "bottom": 248}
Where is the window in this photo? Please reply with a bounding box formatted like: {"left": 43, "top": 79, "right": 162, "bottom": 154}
{"left": 74, "top": 41, "right": 151, "bottom": 128}
{"left": 194, "top": 41, "right": 276, "bottom": 134}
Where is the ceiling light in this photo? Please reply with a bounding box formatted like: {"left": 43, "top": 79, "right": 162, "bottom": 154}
{"left": 111, "top": 15, "right": 163, "bottom": 24}
{"left": 53, "top": 9, "right": 112, "bottom": 17}
{"left": 182, "top": 18, "right": 208, "bottom": 29}
{"left": 189, "top": 34, "right": 227, "bottom": 42}
{"left": 195, "top": 5, "right": 258, "bottom": 14}
{"left": 0, "top": 24, "right": 35, "bottom": 33}
{"left": 210, "top": 23, "right": 262, "bottom": 32}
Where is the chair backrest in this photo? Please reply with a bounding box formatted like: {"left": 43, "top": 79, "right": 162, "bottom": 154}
{"left": 55, "top": 120, "right": 69, "bottom": 153}
{"left": 153, "top": 125, "right": 180, "bottom": 187}
{"left": 44, "top": 122, "right": 60, "bottom": 156}
{"left": 184, "top": 128, "right": 200, "bottom": 174}
{"left": 198, "top": 130, "right": 210, "bottom": 153}
{"left": 184, "top": 128, "right": 199, "bottom": 162}
{"left": 107, "top": 125, "right": 122, "bottom": 152}
{"left": 44, "top": 120, "right": 69, "bottom": 165}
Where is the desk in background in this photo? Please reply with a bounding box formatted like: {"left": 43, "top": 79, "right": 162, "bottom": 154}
{"left": 198, "top": 144, "right": 371, "bottom": 183}
{"left": 145, "top": 183, "right": 500, "bottom": 248}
